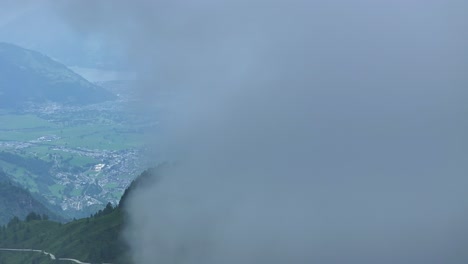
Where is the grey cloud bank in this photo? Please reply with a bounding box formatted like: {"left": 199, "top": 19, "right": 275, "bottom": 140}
{"left": 53, "top": 0, "right": 468, "bottom": 263}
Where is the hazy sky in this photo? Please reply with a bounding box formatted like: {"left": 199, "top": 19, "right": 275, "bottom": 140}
{"left": 0, "top": 0, "right": 125, "bottom": 69}
{"left": 3, "top": 1, "right": 468, "bottom": 263}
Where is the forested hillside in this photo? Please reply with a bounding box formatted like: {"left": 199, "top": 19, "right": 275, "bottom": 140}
{"left": 0, "top": 168, "right": 159, "bottom": 264}
{"left": 0, "top": 170, "right": 61, "bottom": 225}
{"left": 0, "top": 207, "right": 126, "bottom": 264}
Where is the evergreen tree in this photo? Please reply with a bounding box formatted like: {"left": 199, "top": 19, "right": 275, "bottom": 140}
{"left": 42, "top": 214, "right": 49, "bottom": 221}
{"left": 103, "top": 202, "right": 114, "bottom": 215}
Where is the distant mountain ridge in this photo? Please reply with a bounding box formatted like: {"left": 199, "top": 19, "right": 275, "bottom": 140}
{"left": 0, "top": 42, "right": 115, "bottom": 108}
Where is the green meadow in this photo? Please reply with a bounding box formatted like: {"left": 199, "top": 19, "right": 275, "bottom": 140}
{"left": 0, "top": 110, "right": 146, "bottom": 217}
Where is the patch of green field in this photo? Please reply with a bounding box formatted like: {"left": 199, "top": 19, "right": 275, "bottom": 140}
{"left": 70, "top": 186, "right": 83, "bottom": 196}
{"left": 48, "top": 184, "right": 65, "bottom": 198}
{"left": 93, "top": 171, "right": 106, "bottom": 179}
{"left": 0, "top": 130, "right": 50, "bottom": 142}
{"left": 68, "top": 155, "right": 96, "bottom": 167}
{"left": 105, "top": 182, "right": 119, "bottom": 189}
{"left": 0, "top": 114, "right": 54, "bottom": 130}
{"left": 55, "top": 125, "right": 143, "bottom": 150}
{"left": 24, "top": 145, "right": 53, "bottom": 159}
{"left": 47, "top": 149, "right": 74, "bottom": 160}
{"left": 0, "top": 113, "right": 143, "bottom": 151}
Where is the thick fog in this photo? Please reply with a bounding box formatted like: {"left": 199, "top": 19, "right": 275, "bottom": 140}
{"left": 53, "top": 0, "right": 468, "bottom": 263}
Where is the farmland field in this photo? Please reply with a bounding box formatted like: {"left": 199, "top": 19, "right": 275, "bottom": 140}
{"left": 0, "top": 102, "right": 151, "bottom": 218}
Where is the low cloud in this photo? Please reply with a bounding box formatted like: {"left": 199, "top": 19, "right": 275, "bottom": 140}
{"left": 51, "top": 0, "right": 468, "bottom": 263}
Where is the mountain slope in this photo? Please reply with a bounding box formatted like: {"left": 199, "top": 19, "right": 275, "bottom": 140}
{"left": 0, "top": 168, "right": 161, "bottom": 264}
{"left": 0, "top": 42, "right": 115, "bottom": 108}
{"left": 0, "top": 209, "right": 125, "bottom": 264}
{"left": 0, "top": 171, "right": 61, "bottom": 225}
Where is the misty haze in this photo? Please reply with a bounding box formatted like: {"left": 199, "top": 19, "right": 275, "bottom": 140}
{"left": 0, "top": 1, "right": 466, "bottom": 264}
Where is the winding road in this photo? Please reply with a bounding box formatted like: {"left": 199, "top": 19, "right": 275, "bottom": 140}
{"left": 0, "top": 248, "right": 112, "bottom": 263}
